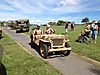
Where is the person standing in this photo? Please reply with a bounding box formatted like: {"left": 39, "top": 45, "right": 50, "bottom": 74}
{"left": 91, "top": 21, "right": 98, "bottom": 44}
{"left": 65, "top": 22, "right": 69, "bottom": 33}
{"left": 71, "top": 21, "right": 75, "bottom": 31}
{"left": 97, "top": 22, "right": 100, "bottom": 35}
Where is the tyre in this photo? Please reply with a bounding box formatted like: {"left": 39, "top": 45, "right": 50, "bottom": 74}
{"left": 26, "top": 28, "right": 29, "bottom": 32}
{"left": 16, "top": 30, "right": 19, "bottom": 33}
{"left": 40, "top": 43, "right": 48, "bottom": 59}
{"left": 30, "top": 35, "right": 33, "bottom": 43}
{"left": 0, "top": 34, "right": 1, "bottom": 37}
{"left": 0, "top": 63, "right": 7, "bottom": 75}
{"left": 65, "top": 42, "right": 71, "bottom": 47}
{"left": 63, "top": 50, "right": 71, "bottom": 56}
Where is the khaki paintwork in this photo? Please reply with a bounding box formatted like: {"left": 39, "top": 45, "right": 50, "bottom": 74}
{"left": 33, "top": 34, "right": 71, "bottom": 52}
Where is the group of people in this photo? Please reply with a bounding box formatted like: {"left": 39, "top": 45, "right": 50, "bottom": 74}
{"left": 31, "top": 24, "right": 55, "bottom": 41}
{"left": 32, "top": 21, "right": 99, "bottom": 44}
{"left": 65, "top": 21, "right": 75, "bottom": 33}
{"left": 76, "top": 21, "right": 98, "bottom": 44}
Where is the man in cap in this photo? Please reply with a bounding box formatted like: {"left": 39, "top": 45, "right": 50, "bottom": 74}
{"left": 45, "top": 24, "right": 55, "bottom": 34}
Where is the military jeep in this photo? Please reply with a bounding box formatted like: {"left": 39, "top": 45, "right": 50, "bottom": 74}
{"left": 15, "top": 19, "right": 30, "bottom": 33}
{"left": 32, "top": 34, "right": 71, "bottom": 58}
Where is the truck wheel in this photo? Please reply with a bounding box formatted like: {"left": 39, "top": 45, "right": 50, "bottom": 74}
{"left": 16, "top": 30, "right": 19, "bottom": 33}
{"left": 27, "top": 28, "right": 29, "bottom": 32}
{"left": 0, "top": 34, "right": 1, "bottom": 38}
{"left": 40, "top": 43, "right": 48, "bottom": 59}
{"left": 63, "top": 50, "right": 71, "bottom": 56}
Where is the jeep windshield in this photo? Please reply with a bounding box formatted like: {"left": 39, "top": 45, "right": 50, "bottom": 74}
{"left": 18, "top": 24, "right": 27, "bottom": 26}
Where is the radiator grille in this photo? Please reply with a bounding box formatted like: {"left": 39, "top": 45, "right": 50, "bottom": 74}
{"left": 52, "top": 39, "right": 64, "bottom": 46}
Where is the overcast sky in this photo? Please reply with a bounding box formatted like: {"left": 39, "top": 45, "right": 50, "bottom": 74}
{"left": 0, "top": 0, "right": 100, "bottom": 24}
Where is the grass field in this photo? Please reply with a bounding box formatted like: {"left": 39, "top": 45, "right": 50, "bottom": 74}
{"left": 0, "top": 33, "right": 60, "bottom": 75}
{"left": 27, "top": 25, "right": 100, "bottom": 62}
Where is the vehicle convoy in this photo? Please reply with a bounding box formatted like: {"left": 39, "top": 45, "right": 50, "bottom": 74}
{"left": 31, "top": 33, "right": 71, "bottom": 58}
{"left": 15, "top": 19, "right": 30, "bottom": 33}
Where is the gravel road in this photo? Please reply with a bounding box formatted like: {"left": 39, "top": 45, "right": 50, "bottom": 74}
{"left": 3, "top": 27, "right": 100, "bottom": 75}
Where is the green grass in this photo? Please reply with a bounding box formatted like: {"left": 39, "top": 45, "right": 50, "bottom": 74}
{"left": 24, "top": 25, "right": 66, "bottom": 35}
{"left": 68, "top": 25, "right": 100, "bottom": 62}
{"left": 26, "top": 25, "right": 100, "bottom": 62}
{"left": 0, "top": 33, "right": 60, "bottom": 75}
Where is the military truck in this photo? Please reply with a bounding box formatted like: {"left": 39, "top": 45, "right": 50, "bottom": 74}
{"left": 15, "top": 19, "right": 30, "bottom": 33}
{"left": 8, "top": 20, "right": 16, "bottom": 30}
{"left": 31, "top": 34, "right": 71, "bottom": 58}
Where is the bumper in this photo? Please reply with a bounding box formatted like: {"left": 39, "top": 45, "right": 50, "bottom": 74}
{"left": 16, "top": 28, "right": 28, "bottom": 31}
{"left": 49, "top": 47, "right": 71, "bottom": 52}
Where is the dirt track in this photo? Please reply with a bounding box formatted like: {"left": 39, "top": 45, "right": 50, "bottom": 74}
{"left": 3, "top": 27, "right": 100, "bottom": 75}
